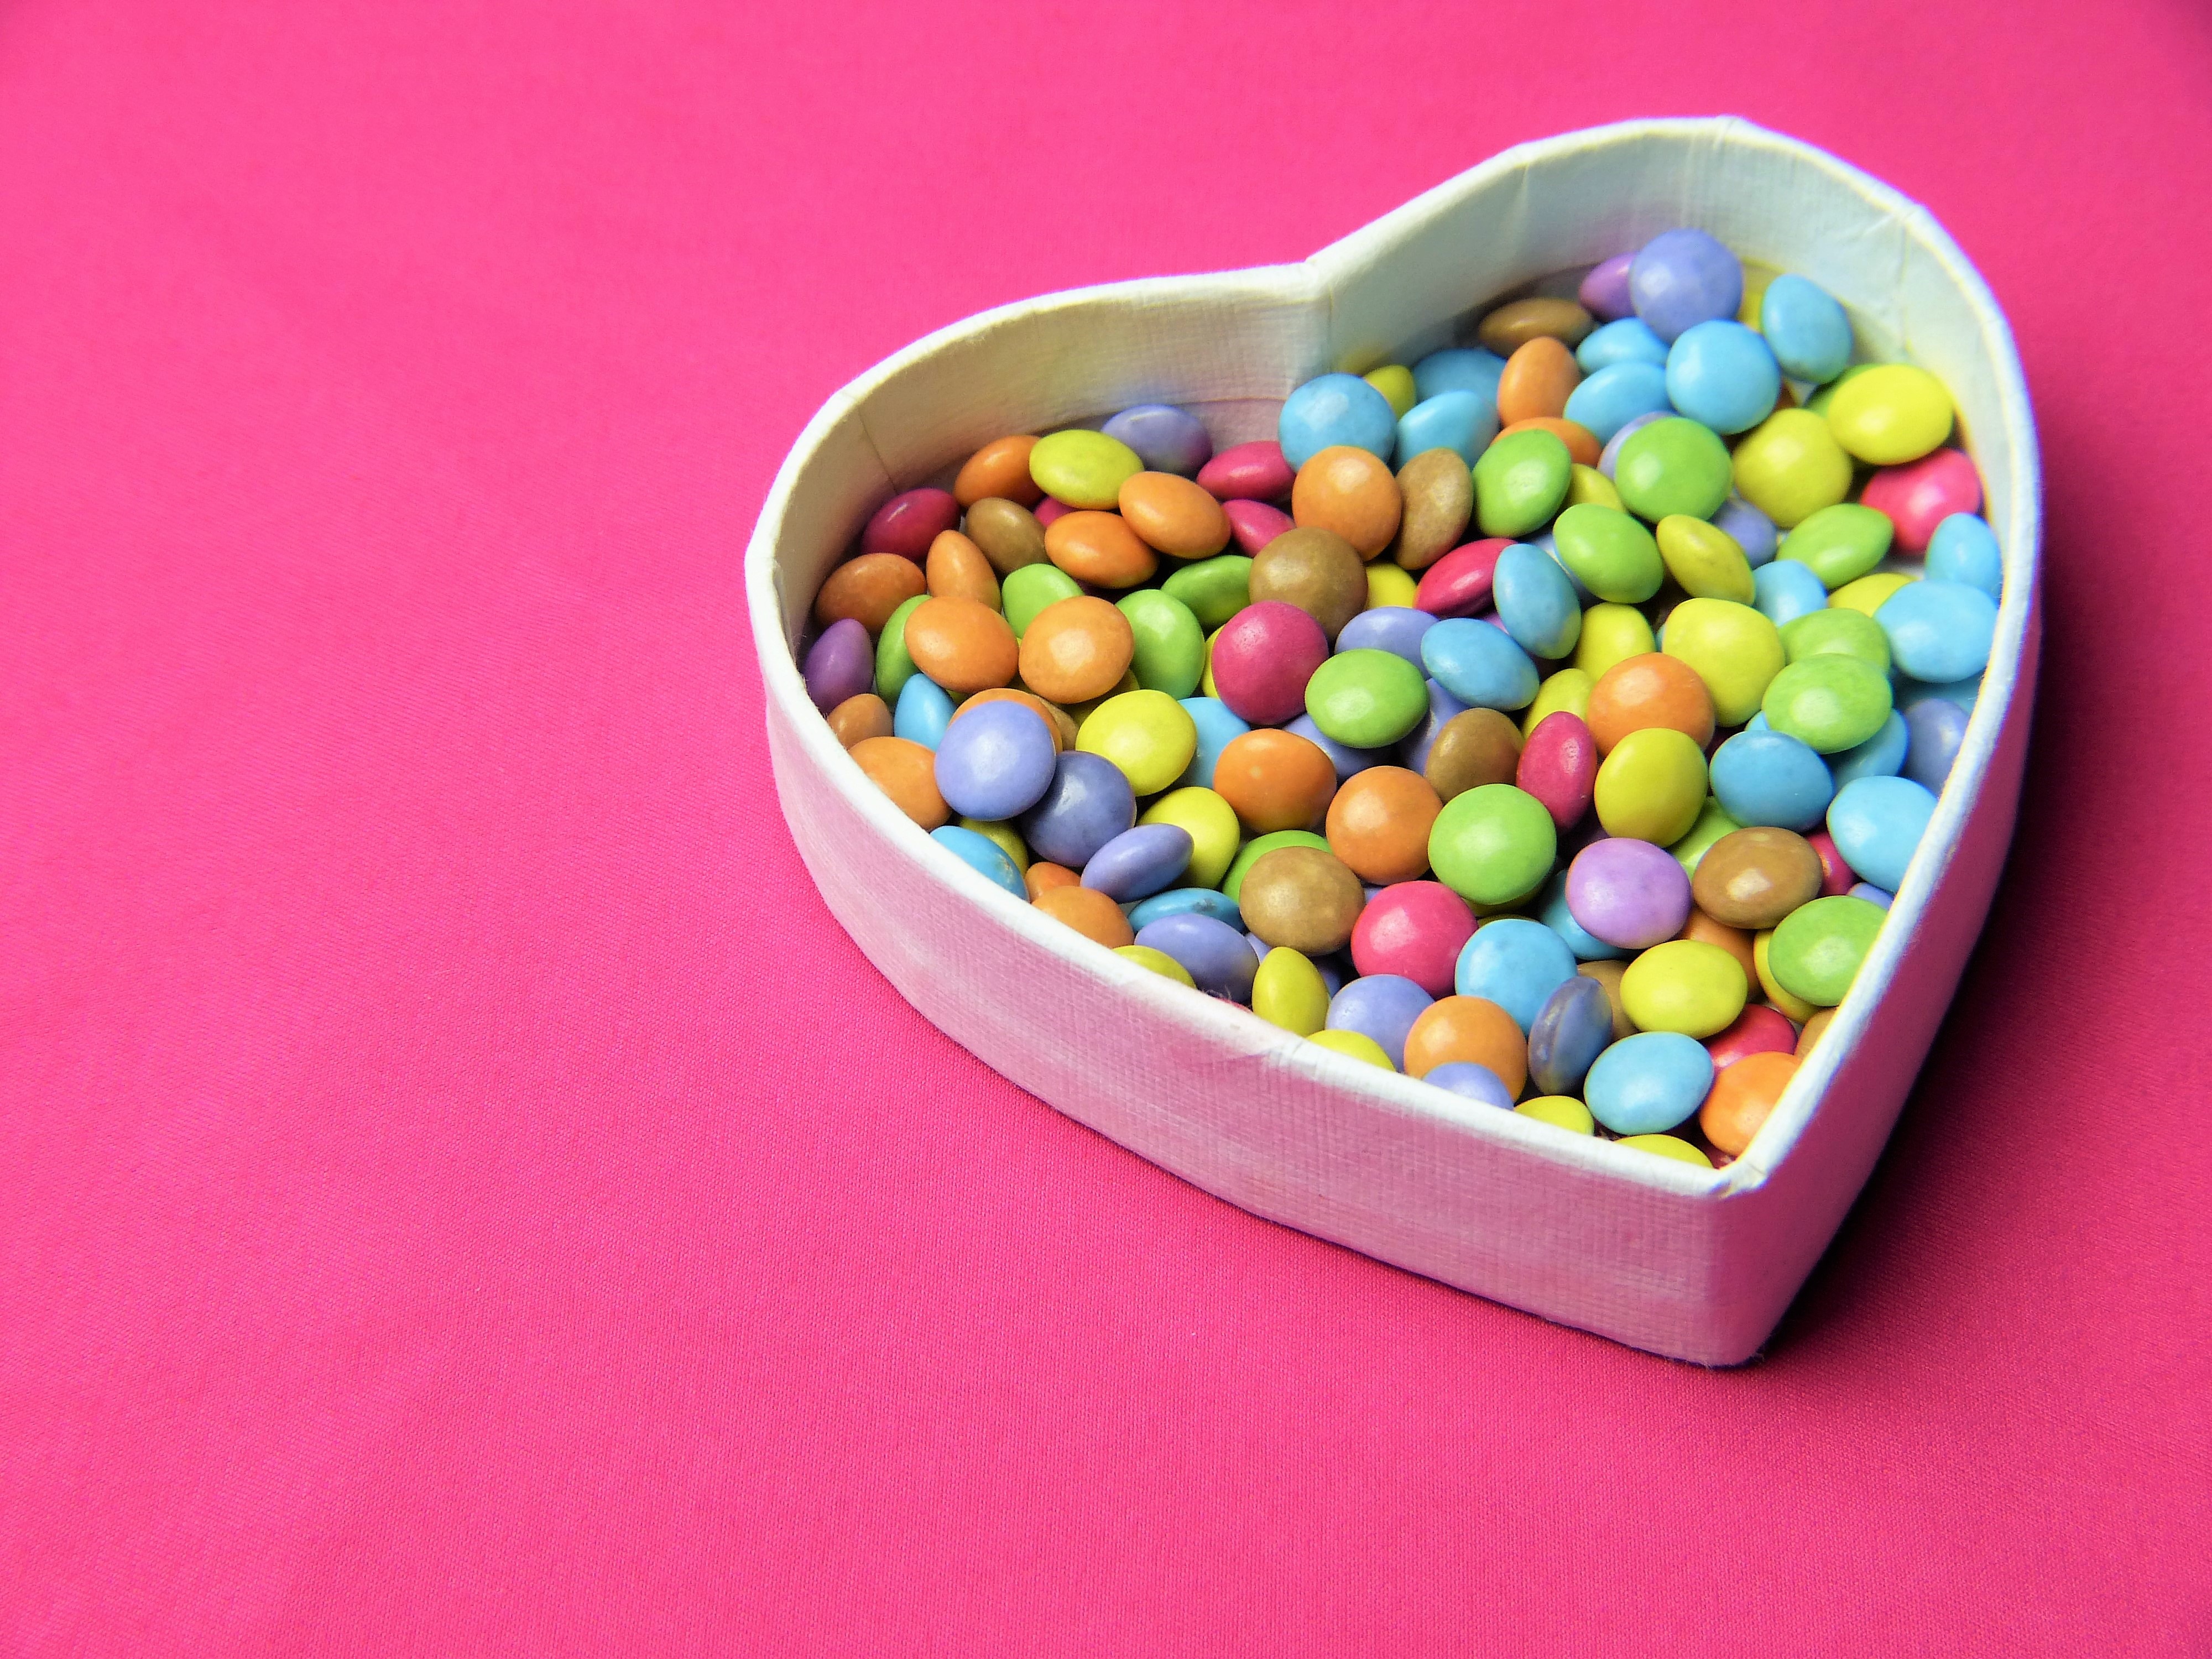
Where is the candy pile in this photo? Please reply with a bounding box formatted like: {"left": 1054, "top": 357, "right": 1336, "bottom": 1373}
{"left": 799, "top": 226, "right": 2005, "bottom": 1169}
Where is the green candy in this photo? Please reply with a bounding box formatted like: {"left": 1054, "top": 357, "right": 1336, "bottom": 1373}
{"left": 1781, "top": 606, "right": 1891, "bottom": 674}
{"left": 1304, "top": 648, "right": 1428, "bottom": 748}
{"left": 1613, "top": 416, "right": 1734, "bottom": 523}
{"left": 1427, "top": 783, "right": 1557, "bottom": 907}
{"left": 1161, "top": 554, "right": 1254, "bottom": 630}
{"left": 1768, "top": 895, "right": 1887, "bottom": 1006}
{"left": 1762, "top": 654, "right": 1894, "bottom": 753}
{"left": 1028, "top": 429, "right": 1144, "bottom": 510}
{"left": 1553, "top": 503, "right": 1664, "bottom": 603}
{"left": 1002, "top": 564, "right": 1082, "bottom": 639}
{"left": 1778, "top": 503, "right": 1894, "bottom": 591}
{"left": 1670, "top": 796, "right": 1744, "bottom": 877}
{"left": 1222, "top": 830, "right": 1331, "bottom": 904}
{"left": 874, "top": 594, "right": 927, "bottom": 701}
{"left": 1117, "top": 589, "right": 1206, "bottom": 698}
{"left": 1473, "top": 429, "right": 1572, "bottom": 538}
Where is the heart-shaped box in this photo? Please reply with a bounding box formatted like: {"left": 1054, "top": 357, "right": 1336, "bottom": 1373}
{"left": 745, "top": 117, "right": 2040, "bottom": 1364}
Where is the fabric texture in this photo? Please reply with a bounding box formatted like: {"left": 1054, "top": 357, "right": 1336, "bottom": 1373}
{"left": 2, "top": 1, "right": 2208, "bottom": 1652}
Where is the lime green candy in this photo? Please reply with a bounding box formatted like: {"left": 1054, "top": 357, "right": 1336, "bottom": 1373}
{"left": 1830, "top": 571, "right": 1916, "bottom": 617}
{"left": 1780, "top": 503, "right": 1894, "bottom": 591}
{"left": 1730, "top": 408, "right": 1853, "bottom": 529}
{"left": 1593, "top": 727, "right": 1708, "bottom": 845}
{"left": 1669, "top": 796, "right": 1743, "bottom": 876}
{"left": 1574, "top": 603, "right": 1657, "bottom": 681}
{"left": 1473, "top": 429, "right": 1573, "bottom": 538}
{"left": 1825, "top": 364, "right": 1954, "bottom": 466}
{"left": 957, "top": 816, "right": 1030, "bottom": 872}
{"left": 1553, "top": 503, "right": 1663, "bottom": 603}
{"left": 1613, "top": 416, "right": 1733, "bottom": 523}
{"left": 1428, "top": 783, "right": 1558, "bottom": 907}
{"left": 1621, "top": 939, "right": 1749, "bottom": 1038}
{"left": 1523, "top": 666, "right": 1592, "bottom": 736}
{"left": 1161, "top": 554, "right": 1253, "bottom": 630}
{"left": 1305, "top": 648, "right": 1429, "bottom": 748}
{"left": 1781, "top": 606, "right": 1891, "bottom": 674}
{"left": 1076, "top": 690, "right": 1198, "bottom": 796}
{"left": 1363, "top": 364, "right": 1417, "bottom": 419}
{"left": 1223, "top": 830, "right": 1331, "bottom": 904}
{"left": 1030, "top": 429, "right": 1144, "bottom": 510}
{"left": 1663, "top": 597, "right": 1784, "bottom": 726}
{"left": 1253, "top": 946, "right": 1331, "bottom": 1035}
{"left": 1003, "top": 564, "right": 1082, "bottom": 638}
{"left": 1140, "top": 786, "right": 1240, "bottom": 890}
{"left": 1762, "top": 655, "right": 1894, "bottom": 753}
{"left": 1656, "top": 515, "right": 1755, "bottom": 603}
{"left": 1117, "top": 589, "right": 1206, "bottom": 698}
{"left": 1767, "top": 895, "right": 1888, "bottom": 1006}
{"left": 875, "top": 594, "right": 927, "bottom": 700}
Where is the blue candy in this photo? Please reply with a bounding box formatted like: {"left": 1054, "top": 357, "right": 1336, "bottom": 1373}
{"left": 1129, "top": 887, "right": 1245, "bottom": 931}
{"left": 1286, "top": 713, "right": 1389, "bottom": 782}
{"left": 1526, "top": 975, "right": 1614, "bottom": 1097}
{"left": 1848, "top": 882, "right": 1895, "bottom": 910}
{"left": 1877, "top": 579, "right": 1999, "bottom": 684}
{"left": 1827, "top": 711, "right": 1911, "bottom": 788}
{"left": 1753, "top": 559, "right": 1830, "bottom": 629}
{"left": 1455, "top": 917, "right": 1578, "bottom": 1033}
{"left": 1395, "top": 390, "right": 1497, "bottom": 465}
{"left": 929, "top": 825, "right": 1027, "bottom": 898}
{"left": 1665, "top": 320, "right": 1781, "bottom": 435}
{"left": 1326, "top": 974, "right": 1434, "bottom": 1071}
{"left": 1175, "top": 696, "right": 1250, "bottom": 789}
{"left": 1411, "top": 346, "right": 1506, "bottom": 409}
{"left": 932, "top": 700, "right": 1056, "bottom": 820}
{"left": 1712, "top": 494, "right": 1779, "bottom": 567}
{"left": 1100, "top": 403, "right": 1212, "bottom": 476}
{"left": 893, "top": 672, "right": 956, "bottom": 750}
{"left": 1399, "top": 677, "right": 1470, "bottom": 774}
{"left": 1080, "top": 822, "right": 1192, "bottom": 901}
{"left": 1827, "top": 775, "right": 1938, "bottom": 893}
{"left": 1563, "top": 360, "right": 1673, "bottom": 444}
{"left": 1420, "top": 617, "right": 1539, "bottom": 711}
{"left": 1019, "top": 750, "right": 1135, "bottom": 869}
{"left": 1337, "top": 606, "right": 1438, "bottom": 667}
{"left": 1902, "top": 697, "right": 1970, "bottom": 793}
{"left": 1423, "top": 1061, "right": 1516, "bottom": 1109}
{"left": 1584, "top": 1031, "right": 1714, "bottom": 1135}
{"left": 1757, "top": 274, "right": 1854, "bottom": 384}
{"left": 1491, "top": 542, "right": 1584, "bottom": 660}
{"left": 1135, "top": 914, "right": 1259, "bottom": 1002}
{"left": 1709, "top": 728, "right": 1835, "bottom": 831}
{"left": 1575, "top": 317, "right": 1669, "bottom": 373}
{"left": 1926, "top": 512, "right": 2003, "bottom": 600}
{"left": 1279, "top": 373, "right": 1397, "bottom": 469}
{"left": 1897, "top": 674, "right": 1982, "bottom": 712}
{"left": 1629, "top": 228, "right": 1743, "bottom": 343}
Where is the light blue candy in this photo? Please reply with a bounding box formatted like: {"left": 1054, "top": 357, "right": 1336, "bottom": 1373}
{"left": 1128, "top": 887, "right": 1244, "bottom": 931}
{"left": 1584, "top": 1031, "right": 1714, "bottom": 1135}
{"left": 1412, "top": 346, "right": 1506, "bottom": 409}
{"left": 1424, "top": 1062, "right": 1515, "bottom": 1109}
{"left": 1754, "top": 559, "right": 1830, "bottom": 629}
{"left": 1176, "top": 697, "right": 1249, "bottom": 788}
{"left": 1540, "top": 874, "right": 1629, "bottom": 962}
{"left": 1877, "top": 580, "right": 1999, "bottom": 684}
{"left": 1757, "top": 275, "right": 1853, "bottom": 385}
{"left": 1709, "top": 728, "right": 1834, "bottom": 831}
{"left": 1562, "top": 360, "right": 1673, "bottom": 445}
{"left": 1286, "top": 713, "right": 1388, "bottom": 783}
{"left": 1575, "top": 317, "right": 1669, "bottom": 374}
{"left": 1827, "top": 774, "right": 1938, "bottom": 893}
{"left": 1664, "top": 320, "right": 1781, "bottom": 435}
{"left": 1491, "top": 542, "right": 1584, "bottom": 660}
{"left": 1897, "top": 674, "right": 1982, "bottom": 712}
{"left": 1278, "top": 372, "right": 1397, "bottom": 469}
{"left": 1926, "top": 512, "right": 2004, "bottom": 601}
{"left": 894, "top": 672, "right": 956, "bottom": 750}
{"left": 1396, "top": 390, "right": 1497, "bottom": 465}
{"left": 929, "top": 825, "right": 1026, "bottom": 898}
{"left": 1828, "top": 710, "right": 1910, "bottom": 787}
{"left": 1455, "top": 917, "right": 1578, "bottom": 1033}
{"left": 1420, "top": 617, "right": 1539, "bottom": 711}
{"left": 1712, "top": 495, "right": 1778, "bottom": 566}
{"left": 1903, "top": 697, "right": 1970, "bottom": 793}
{"left": 1337, "top": 606, "right": 1437, "bottom": 666}
{"left": 1400, "top": 678, "right": 1470, "bottom": 774}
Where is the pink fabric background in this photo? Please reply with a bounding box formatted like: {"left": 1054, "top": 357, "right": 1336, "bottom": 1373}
{"left": 4, "top": 1, "right": 2208, "bottom": 1650}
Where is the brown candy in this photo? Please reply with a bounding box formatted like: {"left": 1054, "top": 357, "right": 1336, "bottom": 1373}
{"left": 1389, "top": 448, "right": 1474, "bottom": 571}
{"left": 1248, "top": 525, "right": 1367, "bottom": 641}
{"left": 1423, "top": 708, "right": 1523, "bottom": 801}
{"left": 1693, "top": 827, "right": 1824, "bottom": 930}
{"left": 1119, "top": 471, "right": 1231, "bottom": 559}
{"left": 813, "top": 551, "right": 925, "bottom": 634}
{"left": 1238, "top": 846, "right": 1366, "bottom": 956}
{"left": 1477, "top": 296, "right": 1595, "bottom": 355}
{"left": 963, "top": 497, "right": 1049, "bottom": 576}
{"left": 953, "top": 436, "right": 1043, "bottom": 508}
{"left": 826, "top": 692, "right": 892, "bottom": 749}
{"left": 1290, "top": 445, "right": 1402, "bottom": 558}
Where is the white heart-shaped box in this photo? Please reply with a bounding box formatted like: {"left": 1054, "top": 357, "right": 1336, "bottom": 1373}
{"left": 746, "top": 116, "right": 2040, "bottom": 1364}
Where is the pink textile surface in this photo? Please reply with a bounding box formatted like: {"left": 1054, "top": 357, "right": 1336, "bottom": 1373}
{"left": 2, "top": 0, "right": 2208, "bottom": 1651}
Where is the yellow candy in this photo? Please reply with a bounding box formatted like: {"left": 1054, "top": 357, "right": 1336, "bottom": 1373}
{"left": 1564, "top": 463, "right": 1622, "bottom": 511}
{"left": 1669, "top": 796, "right": 1743, "bottom": 876}
{"left": 1522, "top": 667, "right": 1594, "bottom": 736}
{"left": 1307, "top": 1028, "right": 1395, "bottom": 1070}
{"left": 1804, "top": 364, "right": 1874, "bottom": 419}
{"left": 1365, "top": 560, "right": 1418, "bottom": 611}
{"left": 1516, "top": 1095, "right": 1595, "bottom": 1134}
{"left": 1253, "top": 947, "right": 1331, "bottom": 1036}
{"left": 1593, "top": 727, "right": 1708, "bottom": 844}
{"left": 1140, "top": 786, "right": 1240, "bottom": 890}
{"left": 1731, "top": 408, "right": 1853, "bottom": 528}
{"left": 1116, "top": 944, "right": 1195, "bottom": 987}
{"left": 1656, "top": 515, "right": 1756, "bottom": 602}
{"left": 1573, "top": 602, "right": 1657, "bottom": 681}
{"left": 1030, "top": 429, "right": 1144, "bottom": 510}
{"left": 1363, "top": 364, "right": 1418, "bottom": 420}
{"left": 1825, "top": 364, "right": 1954, "bottom": 465}
{"left": 1617, "top": 1133, "right": 1714, "bottom": 1167}
{"left": 1663, "top": 597, "right": 1785, "bottom": 726}
{"left": 1077, "top": 690, "right": 1197, "bottom": 796}
{"left": 1621, "top": 939, "right": 1748, "bottom": 1038}
{"left": 1065, "top": 669, "right": 1142, "bottom": 730}
{"left": 1199, "top": 627, "right": 1223, "bottom": 698}
{"left": 957, "top": 817, "right": 1029, "bottom": 872}
{"left": 1829, "top": 572, "right": 1918, "bottom": 617}
{"left": 1753, "top": 930, "right": 1819, "bottom": 1022}
{"left": 1737, "top": 260, "right": 1782, "bottom": 328}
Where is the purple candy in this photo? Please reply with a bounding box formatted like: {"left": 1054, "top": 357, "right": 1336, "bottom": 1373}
{"left": 1100, "top": 404, "right": 1213, "bottom": 477}
{"left": 1135, "top": 914, "right": 1258, "bottom": 1002}
{"left": 1082, "top": 823, "right": 1193, "bottom": 901}
{"left": 1629, "top": 228, "right": 1744, "bottom": 345}
{"left": 932, "top": 701, "right": 1057, "bottom": 821}
{"left": 1424, "top": 1061, "right": 1515, "bottom": 1109}
{"left": 1287, "top": 713, "right": 1389, "bottom": 783}
{"left": 1565, "top": 838, "right": 1692, "bottom": 950}
{"left": 1400, "top": 678, "right": 1471, "bottom": 774}
{"left": 1314, "top": 954, "right": 1349, "bottom": 996}
{"left": 1325, "top": 974, "right": 1434, "bottom": 1070}
{"left": 1598, "top": 409, "right": 1669, "bottom": 478}
{"left": 1849, "top": 881, "right": 1895, "bottom": 910}
{"left": 1902, "top": 696, "right": 1970, "bottom": 794}
{"left": 1019, "top": 751, "right": 1136, "bottom": 869}
{"left": 1336, "top": 606, "right": 1439, "bottom": 667}
{"left": 860, "top": 487, "right": 959, "bottom": 560}
{"left": 802, "top": 618, "right": 874, "bottom": 713}
{"left": 1526, "top": 975, "right": 1614, "bottom": 1097}
{"left": 1578, "top": 252, "right": 1637, "bottom": 322}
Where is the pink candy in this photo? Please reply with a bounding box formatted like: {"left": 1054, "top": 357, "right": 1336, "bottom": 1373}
{"left": 1860, "top": 447, "right": 1981, "bottom": 554}
{"left": 1413, "top": 538, "right": 1509, "bottom": 618}
{"left": 1210, "top": 602, "right": 1329, "bottom": 726}
{"left": 1197, "top": 440, "right": 1295, "bottom": 503}
{"left": 1223, "top": 498, "right": 1293, "bottom": 556}
{"left": 1350, "top": 881, "right": 1476, "bottom": 997}
{"left": 1516, "top": 711, "right": 1597, "bottom": 831}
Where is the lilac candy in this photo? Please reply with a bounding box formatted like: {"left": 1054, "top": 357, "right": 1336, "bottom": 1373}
{"left": 1425, "top": 1061, "right": 1515, "bottom": 1109}
{"left": 1526, "top": 975, "right": 1614, "bottom": 1097}
{"left": 1711, "top": 495, "right": 1778, "bottom": 567}
{"left": 1325, "top": 974, "right": 1434, "bottom": 1070}
{"left": 1849, "top": 882, "right": 1895, "bottom": 910}
{"left": 803, "top": 618, "right": 874, "bottom": 713}
{"left": 1902, "top": 696, "right": 1970, "bottom": 794}
{"left": 1578, "top": 252, "right": 1636, "bottom": 322}
{"left": 1135, "top": 914, "right": 1259, "bottom": 1002}
{"left": 932, "top": 702, "right": 1057, "bottom": 821}
{"left": 1337, "top": 606, "right": 1438, "bottom": 667}
{"left": 1082, "top": 823, "right": 1192, "bottom": 901}
{"left": 1019, "top": 751, "right": 1136, "bottom": 869}
{"left": 1287, "top": 713, "right": 1389, "bottom": 783}
{"left": 1598, "top": 409, "right": 1669, "bottom": 478}
{"left": 1565, "top": 838, "right": 1692, "bottom": 951}
{"left": 1399, "top": 678, "right": 1470, "bottom": 774}
{"left": 1100, "top": 404, "right": 1213, "bottom": 477}
{"left": 1629, "top": 228, "right": 1744, "bottom": 344}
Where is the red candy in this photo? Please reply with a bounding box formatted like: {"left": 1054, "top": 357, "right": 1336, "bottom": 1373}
{"left": 1413, "top": 537, "right": 1510, "bottom": 618}
{"left": 1209, "top": 601, "right": 1329, "bottom": 726}
{"left": 1197, "top": 440, "right": 1295, "bottom": 502}
{"left": 1859, "top": 447, "right": 1981, "bottom": 554}
{"left": 1705, "top": 1003, "right": 1797, "bottom": 1071}
{"left": 860, "top": 487, "right": 961, "bottom": 560}
{"left": 1516, "top": 711, "right": 1597, "bottom": 830}
{"left": 1224, "top": 498, "right": 1294, "bottom": 556}
{"left": 1350, "top": 880, "right": 1477, "bottom": 997}
{"left": 1805, "top": 829, "right": 1856, "bottom": 896}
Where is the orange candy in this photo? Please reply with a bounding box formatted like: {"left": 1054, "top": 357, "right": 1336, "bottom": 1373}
{"left": 1700, "top": 1050, "right": 1801, "bottom": 1157}
{"left": 1024, "top": 861, "right": 1081, "bottom": 900}
{"left": 1044, "top": 510, "right": 1157, "bottom": 588}
{"left": 826, "top": 692, "right": 892, "bottom": 749}
{"left": 1586, "top": 652, "right": 1717, "bottom": 752}
{"left": 925, "top": 530, "right": 1001, "bottom": 607}
{"left": 1496, "top": 337, "right": 1583, "bottom": 426}
{"left": 849, "top": 735, "right": 948, "bottom": 830}
{"left": 1290, "top": 445, "right": 1403, "bottom": 559}
{"left": 1032, "top": 884, "right": 1136, "bottom": 948}
{"left": 1212, "top": 729, "right": 1338, "bottom": 834}
{"left": 1119, "top": 472, "right": 1231, "bottom": 559}
{"left": 813, "top": 551, "right": 925, "bottom": 634}
{"left": 953, "top": 435, "right": 1043, "bottom": 508}
{"left": 1402, "top": 995, "right": 1527, "bottom": 1095}
{"left": 902, "top": 596, "right": 1018, "bottom": 696}
{"left": 953, "top": 687, "right": 1067, "bottom": 753}
{"left": 1324, "top": 766, "right": 1442, "bottom": 884}
{"left": 1678, "top": 907, "right": 1757, "bottom": 987}
{"left": 1496, "top": 416, "right": 1601, "bottom": 467}
{"left": 1016, "top": 597, "right": 1135, "bottom": 705}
